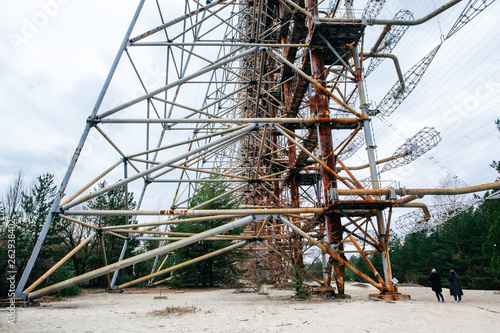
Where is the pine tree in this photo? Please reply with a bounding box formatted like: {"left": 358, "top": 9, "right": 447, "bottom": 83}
{"left": 83, "top": 181, "right": 137, "bottom": 287}
{"left": 483, "top": 118, "right": 500, "bottom": 286}
{"left": 167, "top": 176, "right": 244, "bottom": 288}
{"left": 0, "top": 173, "right": 70, "bottom": 296}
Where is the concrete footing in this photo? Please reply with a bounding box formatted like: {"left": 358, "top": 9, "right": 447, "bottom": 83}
{"left": 106, "top": 289, "right": 123, "bottom": 294}
{"left": 310, "top": 286, "right": 336, "bottom": 297}
{"left": 369, "top": 292, "right": 411, "bottom": 301}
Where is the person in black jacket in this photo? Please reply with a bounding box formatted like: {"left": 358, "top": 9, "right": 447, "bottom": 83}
{"left": 429, "top": 268, "right": 444, "bottom": 302}
{"left": 448, "top": 269, "right": 463, "bottom": 302}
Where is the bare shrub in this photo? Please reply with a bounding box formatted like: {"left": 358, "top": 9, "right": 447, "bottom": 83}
{"left": 149, "top": 305, "right": 197, "bottom": 317}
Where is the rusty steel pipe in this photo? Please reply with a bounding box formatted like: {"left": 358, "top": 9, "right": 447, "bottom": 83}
{"left": 348, "top": 235, "right": 387, "bottom": 288}
{"left": 400, "top": 182, "right": 500, "bottom": 196}
{"left": 99, "top": 233, "right": 112, "bottom": 289}
{"left": 127, "top": 124, "right": 248, "bottom": 159}
{"left": 330, "top": 182, "right": 500, "bottom": 197}
{"left": 133, "top": 236, "right": 252, "bottom": 241}
{"left": 371, "top": 24, "right": 392, "bottom": 53}
{"left": 262, "top": 241, "right": 324, "bottom": 286}
{"left": 59, "top": 214, "right": 101, "bottom": 230}
{"left": 102, "top": 214, "right": 241, "bottom": 231}
{"left": 129, "top": 0, "right": 235, "bottom": 43}
{"left": 152, "top": 179, "right": 258, "bottom": 183}
{"left": 63, "top": 207, "right": 325, "bottom": 216}
{"left": 105, "top": 231, "right": 128, "bottom": 240}
{"left": 152, "top": 275, "right": 174, "bottom": 286}
{"left": 23, "top": 231, "right": 98, "bottom": 294}
{"left": 282, "top": 0, "right": 312, "bottom": 18}
{"left": 61, "top": 181, "right": 500, "bottom": 217}
{"left": 111, "top": 229, "right": 252, "bottom": 239}
{"left": 336, "top": 158, "right": 370, "bottom": 201}
{"left": 344, "top": 154, "right": 404, "bottom": 171}
{"left": 277, "top": 215, "right": 384, "bottom": 291}
{"left": 398, "top": 195, "right": 422, "bottom": 205}
{"left": 306, "top": 10, "right": 347, "bottom": 293}
{"left": 267, "top": 48, "right": 362, "bottom": 118}
{"left": 396, "top": 202, "right": 431, "bottom": 220}
{"left": 99, "top": 117, "right": 360, "bottom": 125}
{"left": 62, "top": 123, "right": 258, "bottom": 210}
{"left": 371, "top": 0, "right": 462, "bottom": 26}
{"left": 98, "top": 47, "right": 259, "bottom": 119}
{"left": 119, "top": 241, "right": 248, "bottom": 289}
{"left": 24, "top": 215, "right": 261, "bottom": 300}
{"left": 131, "top": 42, "right": 309, "bottom": 47}
{"left": 363, "top": 53, "right": 405, "bottom": 90}
{"left": 60, "top": 160, "right": 122, "bottom": 206}
{"left": 275, "top": 124, "right": 356, "bottom": 190}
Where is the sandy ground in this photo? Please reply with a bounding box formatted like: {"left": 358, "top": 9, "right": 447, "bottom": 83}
{"left": 3, "top": 282, "right": 499, "bottom": 333}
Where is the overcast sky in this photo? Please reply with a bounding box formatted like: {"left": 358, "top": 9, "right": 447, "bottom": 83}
{"left": 1, "top": 1, "right": 499, "bottom": 214}
{"left": 1, "top": 1, "right": 137, "bottom": 189}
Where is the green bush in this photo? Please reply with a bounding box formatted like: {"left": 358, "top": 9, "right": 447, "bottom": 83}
{"left": 46, "top": 262, "right": 82, "bottom": 297}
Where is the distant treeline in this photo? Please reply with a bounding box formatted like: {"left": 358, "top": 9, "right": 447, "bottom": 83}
{"left": 0, "top": 172, "right": 243, "bottom": 298}
{"left": 346, "top": 191, "right": 500, "bottom": 290}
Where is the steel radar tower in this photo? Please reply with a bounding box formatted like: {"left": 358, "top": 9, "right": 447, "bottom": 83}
{"left": 16, "top": 0, "right": 500, "bottom": 301}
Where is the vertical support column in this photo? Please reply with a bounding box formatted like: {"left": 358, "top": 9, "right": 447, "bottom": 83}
{"left": 267, "top": 61, "right": 284, "bottom": 281}
{"left": 268, "top": 62, "right": 282, "bottom": 210}
{"left": 100, "top": 233, "right": 112, "bottom": 289}
{"left": 307, "top": 0, "right": 345, "bottom": 294}
{"left": 110, "top": 159, "right": 131, "bottom": 288}
{"left": 111, "top": 239, "right": 128, "bottom": 288}
{"left": 278, "top": 0, "right": 305, "bottom": 282}
{"left": 277, "top": 0, "right": 304, "bottom": 280}
{"left": 281, "top": 38, "right": 303, "bottom": 281}
{"left": 321, "top": 252, "right": 329, "bottom": 282}
{"left": 283, "top": 78, "right": 300, "bottom": 211}
{"left": 345, "top": 0, "right": 394, "bottom": 292}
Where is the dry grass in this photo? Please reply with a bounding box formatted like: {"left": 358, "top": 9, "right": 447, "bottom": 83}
{"left": 149, "top": 305, "right": 197, "bottom": 317}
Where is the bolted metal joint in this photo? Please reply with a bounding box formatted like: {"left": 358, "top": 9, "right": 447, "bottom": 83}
{"left": 86, "top": 116, "right": 100, "bottom": 127}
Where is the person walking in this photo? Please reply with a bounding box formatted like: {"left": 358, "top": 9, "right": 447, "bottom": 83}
{"left": 429, "top": 268, "right": 444, "bottom": 302}
{"left": 448, "top": 269, "right": 463, "bottom": 302}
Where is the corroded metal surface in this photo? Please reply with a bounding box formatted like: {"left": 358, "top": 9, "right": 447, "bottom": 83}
{"left": 16, "top": 0, "right": 499, "bottom": 301}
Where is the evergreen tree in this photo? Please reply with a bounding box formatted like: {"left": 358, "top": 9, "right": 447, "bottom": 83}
{"left": 0, "top": 173, "right": 70, "bottom": 296}
{"left": 167, "top": 176, "right": 244, "bottom": 288}
{"left": 483, "top": 118, "right": 500, "bottom": 286}
{"left": 82, "top": 181, "right": 138, "bottom": 287}
{"left": 484, "top": 194, "right": 500, "bottom": 285}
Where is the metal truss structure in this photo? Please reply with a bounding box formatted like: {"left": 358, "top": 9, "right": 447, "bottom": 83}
{"left": 362, "top": 0, "right": 386, "bottom": 20}
{"left": 446, "top": 0, "right": 496, "bottom": 39}
{"left": 395, "top": 198, "right": 481, "bottom": 234}
{"left": 380, "top": 127, "right": 442, "bottom": 173}
{"left": 364, "top": 9, "right": 413, "bottom": 77}
{"left": 373, "top": 45, "right": 441, "bottom": 117}
{"left": 16, "top": 0, "right": 500, "bottom": 301}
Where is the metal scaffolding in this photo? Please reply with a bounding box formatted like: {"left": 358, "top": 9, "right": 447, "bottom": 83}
{"left": 16, "top": 0, "right": 500, "bottom": 301}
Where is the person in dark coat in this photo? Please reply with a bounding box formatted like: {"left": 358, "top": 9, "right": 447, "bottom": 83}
{"left": 429, "top": 268, "right": 444, "bottom": 302}
{"left": 448, "top": 269, "right": 463, "bottom": 302}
